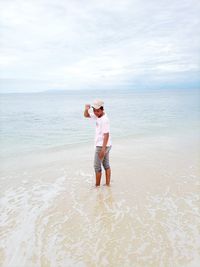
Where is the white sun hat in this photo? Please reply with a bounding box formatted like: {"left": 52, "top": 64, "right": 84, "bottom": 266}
{"left": 92, "top": 99, "right": 104, "bottom": 109}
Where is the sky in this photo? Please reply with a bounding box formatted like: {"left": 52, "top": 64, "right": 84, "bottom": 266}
{"left": 0, "top": 0, "right": 200, "bottom": 93}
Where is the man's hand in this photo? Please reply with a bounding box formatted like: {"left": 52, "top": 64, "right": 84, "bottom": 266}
{"left": 99, "top": 148, "right": 106, "bottom": 161}
{"left": 85, "top": 104, "right": 91, "bottom": 110}
{"left": 84, "top": 104, "right": 91, "bottom": 118}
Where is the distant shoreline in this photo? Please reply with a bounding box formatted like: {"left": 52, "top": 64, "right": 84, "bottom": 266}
{"left": 1, "top": 87, "right": 200, "bottom": 95}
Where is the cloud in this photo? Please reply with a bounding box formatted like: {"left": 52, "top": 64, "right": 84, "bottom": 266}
{"left": 0, "top": 0, "right": 200, "bottom": 92}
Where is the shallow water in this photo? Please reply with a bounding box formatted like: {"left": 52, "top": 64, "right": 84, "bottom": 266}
{"left": 0, "top": 133, "right": 199, "bottom": 267}
{"left": 1, "top": 171, "right": 199, "bottom": 267}
{"left": 1, "top": 88, "right": 200, "bottom": 266}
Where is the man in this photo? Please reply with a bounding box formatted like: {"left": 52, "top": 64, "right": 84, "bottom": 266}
{"left": 84, "top": 99, "right": 112, "bottom": 186}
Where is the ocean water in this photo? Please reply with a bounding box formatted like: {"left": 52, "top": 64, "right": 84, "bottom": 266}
{"left": 0, "top": 88, "right": 199, "bottom": 160}
{"left": 0, "top": 88, "right": 200, "bottom": 267}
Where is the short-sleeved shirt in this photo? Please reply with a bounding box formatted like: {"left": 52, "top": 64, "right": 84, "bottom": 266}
{"left": 89, "top": 110, "right": 112, "bottom": 147}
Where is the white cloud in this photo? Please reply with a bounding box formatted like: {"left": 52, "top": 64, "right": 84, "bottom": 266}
{"left": 0, "top": 0, "right": 200, "bottom": 92}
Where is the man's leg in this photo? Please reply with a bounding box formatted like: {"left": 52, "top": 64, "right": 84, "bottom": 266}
{"left": 94, "top": 147, "right": 102, "bottom": 186}
{"left": 95, "top": 171, "right": 102, "bottom": 186}
{"left": 103, "top": 146, "right": 111, "bottom": 186}
{"left": 105, "top": 168, "right": 111, "bottom": 186}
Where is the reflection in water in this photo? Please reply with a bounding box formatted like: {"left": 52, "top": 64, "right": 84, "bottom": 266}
{"left": 0, "top": 169, "right": 200, "bottom": 267}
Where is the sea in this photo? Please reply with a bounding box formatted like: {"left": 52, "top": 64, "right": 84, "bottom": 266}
{"left": 0, "top": 88, "right": 199, "bottom": 160}
{"left": 0, "top": 88, "right": 200, "bottom": 267}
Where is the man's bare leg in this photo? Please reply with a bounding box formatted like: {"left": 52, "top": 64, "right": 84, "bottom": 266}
{"left": 95, "top": 171, "right": 102, "bottom": 186}
{"left": 105, "top": 168, "right": 111, "bottom": 186}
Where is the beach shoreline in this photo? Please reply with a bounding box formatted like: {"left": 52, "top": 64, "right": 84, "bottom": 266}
{"left": 1, "top": 130, "right": 200, "bottom": 267}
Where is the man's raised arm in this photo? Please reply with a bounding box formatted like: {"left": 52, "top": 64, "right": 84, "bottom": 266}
{"left": 84, "top": 104, "right": 91, "bottom": 118}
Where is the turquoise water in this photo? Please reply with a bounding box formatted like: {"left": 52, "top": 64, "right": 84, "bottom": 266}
{"left": 0, "top": 88, "right": 199, "bottom": 159}
{"left": 0, "top": 88, "right": 200, "bottom": 267}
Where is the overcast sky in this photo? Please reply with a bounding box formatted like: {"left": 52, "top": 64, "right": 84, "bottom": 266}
{"left": 0, "top": 0, "right": 200, "bottom": 93}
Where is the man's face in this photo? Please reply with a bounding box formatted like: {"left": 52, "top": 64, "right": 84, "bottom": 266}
{"left": 93, "top": 107, "right": 103, "bottom": 118}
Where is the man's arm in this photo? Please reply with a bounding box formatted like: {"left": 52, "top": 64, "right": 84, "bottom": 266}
{"left": 102, "top": 133, "right": 109, "bottom": 150}
{"left": 84, "top": 104, "right": 91, "bottom": 118}
{"left": 99, "top": 133, "right": 109, "bottom": 160}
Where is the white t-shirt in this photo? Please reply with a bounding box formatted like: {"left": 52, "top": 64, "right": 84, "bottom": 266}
{"left": 89, "top": 109, "right": 112, "bottom": 147}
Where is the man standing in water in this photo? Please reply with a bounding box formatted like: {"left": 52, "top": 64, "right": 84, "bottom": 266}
{"left": 84, "top": 99, "right": 112, "bottom": 186}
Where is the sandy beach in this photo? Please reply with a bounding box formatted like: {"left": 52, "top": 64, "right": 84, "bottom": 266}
{"left": 1, "top": 131, "right": 199, "bottom": 267}
{"left": 1, "top": 0, "right": 200, "bottom": 265}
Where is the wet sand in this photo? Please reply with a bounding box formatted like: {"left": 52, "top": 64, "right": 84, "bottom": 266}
{"left": 0, "top": 132, "right": 200, "bottom": 267}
